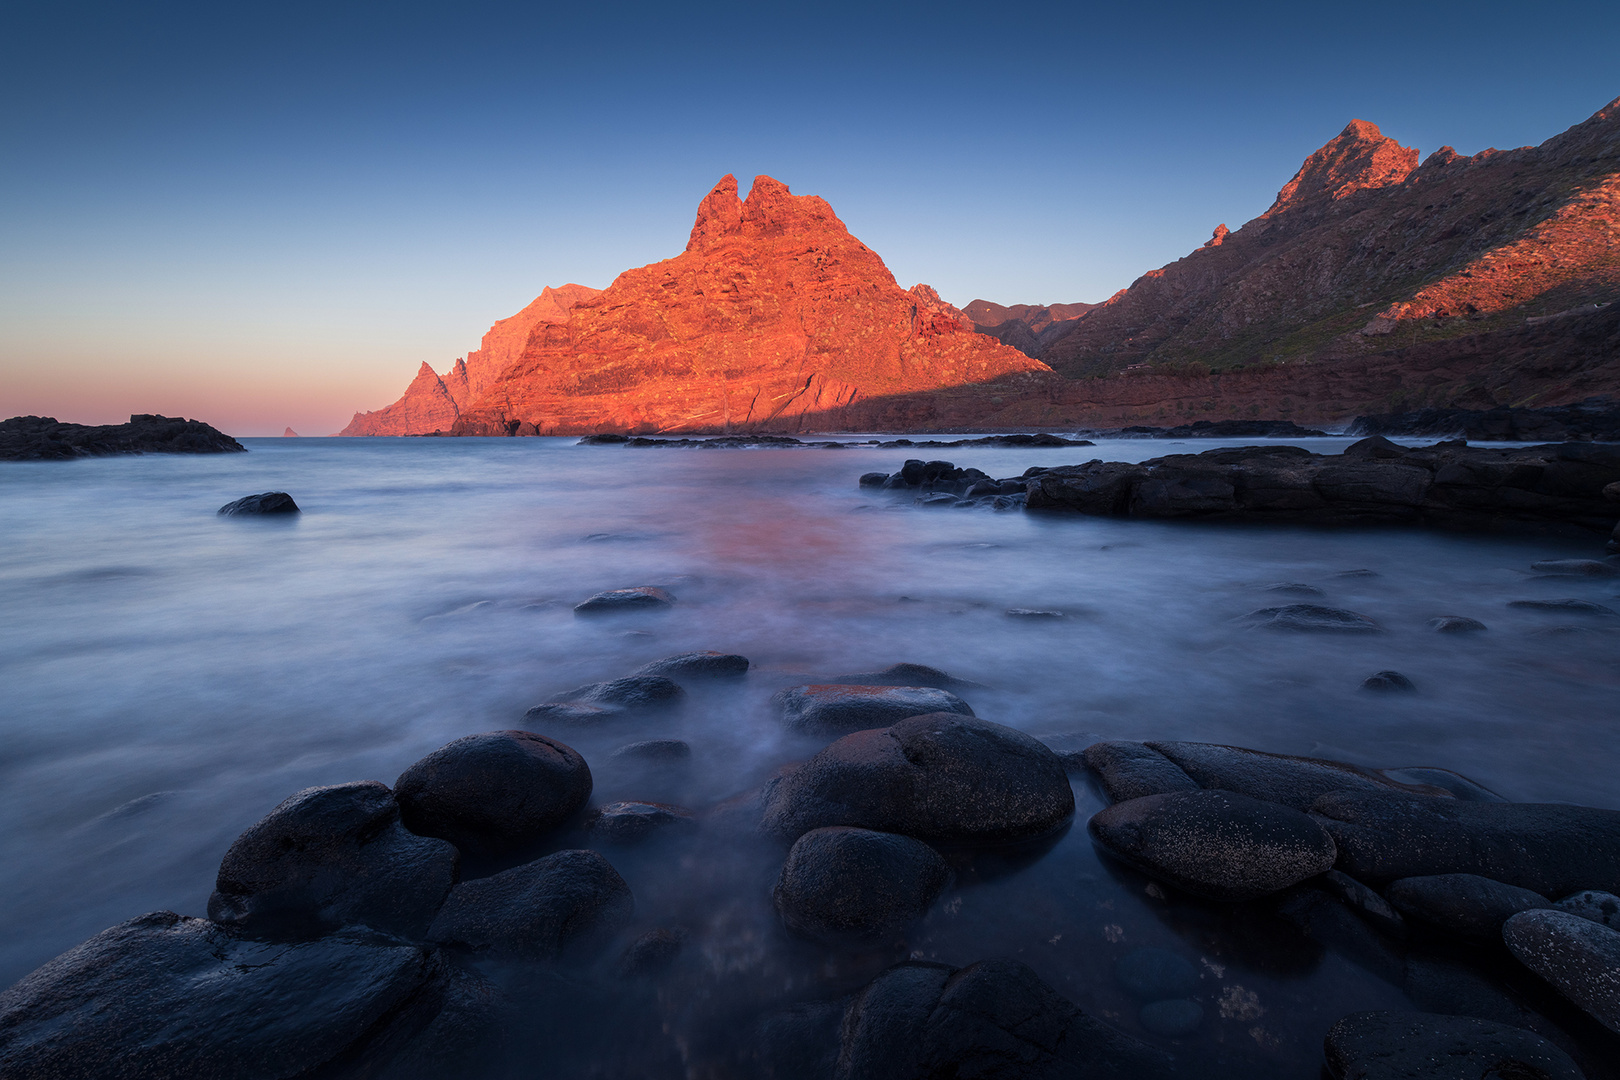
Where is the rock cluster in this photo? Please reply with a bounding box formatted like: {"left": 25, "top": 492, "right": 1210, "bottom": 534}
{"left": 859, "top": 458, "right": 1035, "bottom": 510}
{"left": 1, "top": 414, "right": 245, "bottom": 460}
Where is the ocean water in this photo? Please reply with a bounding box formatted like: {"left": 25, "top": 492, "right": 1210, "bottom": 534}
{"left": 2, "top": 435, "right": 1617, "bottom": 1076}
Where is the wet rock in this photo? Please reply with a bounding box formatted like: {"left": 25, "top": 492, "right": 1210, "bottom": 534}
{"left": 915, "top": 492, "right": 959, "bottom": 507}
{"left": 772, "top": 683, "right": 973, "bottom": 736}
{"left": 1006, "top": 608, "right": 1065, "bottom": 618}
{"left": 1144, "top": 740, "right": 1442, "bottom": 811}
{"left": 1139, "top": 999, "right": 1203, "bottom": 1037}
{"left": 1431, "top": 615, "right": 1488, "bottom": 633}
{"left": 585, "top": 801, "right": 694, "bottom": 844}
{"left": 618, "top": 928, "right": 686, "bottom": 977}
{"left": 1532, "top": 558, "right": 1619, "bottom": 576}
{"left": 218, "top": 491, "right": 299, "bottom": 516}
{"left": 394, "top": 731, "right": 592, "bottom": 857}
{"left": 526, "top": 675, "right": 685, "bottom": 724}
{"left": 208, "top": 781, "right": 457, "bottom": 939}
{"left": 858, "top": 472, "right": 889, "bottom": 488}
{"left": 573, "top": 586, "right": 675, "bottom": 616}
{"left": 825, "top": 662, "right": 980, "bottom": 690}
{"left": 1323, "top": 1010, "right": 1585, "bottom": 1080}
{"left": 760, "top": 714, "right": 1074, "bottom": 846}
{"left": 0, "top": 911, "right": 444, "bottom": 1079}
{"left": 1319, "top": 869, "right": 1407, "bottom": 938}
{"left": 1312, "top": 790, "right": 1620, "bottom": 895}
{"left": 1263, "top": 581, "right": 1325, "bottom": 596}
{"left": 1114, "top": 947, "right": 1198, "bottom": 1000}
{"left": 1503, "top": 909, "right": 1620, "bottom": 1034}
{"left": 1089, "top": 789, "right": 1337, "bottom": 901}
{"left": 773, "top": 826, "right": 950, "bottom": 943}
{"left": 427, "top": 849, "right": 633, "bottom": 962}
{"left": 2, "top": 413, "right": 246, "bottom": 460}
{"left": 1236, "top": 603, "right": 1383, "bottom": 632}
{"left": 1385, "top": 873, "right": 1551, "bottom": 939}
{"left": 1557, "top": 889, "right": 1620, "bottom": 929}
{"left": 1360, "top": 670, "right": 1416, "bottom": 692}
{"left": 1080, "top": 741, "right": 1199, "bottom": 803}
{"left": 632, "top": 651, "right": 750, "bottom": 679}
{"left": 610, "top": 738, "right": 691, "bottom": 762}
{"left": 1380, "top": 766, "right": 1505, "bottom": 802}
{"left": 837, "top": 958, "right": 1175, "bottom": 1080}
{"left": 1508, "top": 598, "right": 1619, "bottom": 615}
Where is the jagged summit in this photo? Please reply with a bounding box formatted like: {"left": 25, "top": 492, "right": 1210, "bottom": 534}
{"left": 1265, "top": 119, "right": 1420, "bottom": 215}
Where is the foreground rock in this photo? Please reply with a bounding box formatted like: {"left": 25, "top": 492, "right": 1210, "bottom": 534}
{"left": 1322, "top": 1010, "right": 1585, "bottom": 1080}
{"left": 0, "top": 413, "right": 246, "bottom": 460}
{"left": 834, "top": 958, "right": 1174, "bottom": 1080}
{"left": 525, "top": 675, "right": 685, "bottom": 725}
{"left": 1026, "top": 438, "right": 1620, "bottom": 535}
{"left": 1386, "top": 874, "right": 1552, "bottom": 939}
{"left": 760, "top": 714, "right": 1073, "bottom": 846}
{"left": 773, "top": 827, "right": 950, "bottom": 943}
{"left": 0, "top": 911, "right": 453, "bottom": 1079}
{"left": 773, "top": 683, "right": 974, "bottom": 735}
{"left": 631, "top": 651, "right": 750, "bottom": 679}
{"left": 1503, "top": 909, "right": 1620, "bottom": 1033}
{"left": 428, "top": 850, "right": 633, "bottom": 962}
{"left": 394, "top": 731, "right": 592, "bottom": 856}
{"left": 1089, "top": 789, "right": 1337, "bottom": 901}
{"left": 573, "top": 587, "right": 675, "bottom": 616}
{"left": 208, "top": 781, "right": 457, "bottom": 938}
{"left": 218, "top": 491, "right": 300, "bottom": 516}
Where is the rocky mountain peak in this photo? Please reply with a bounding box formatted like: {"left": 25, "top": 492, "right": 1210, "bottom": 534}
{"left": 686, "top": 174, "right": 744, "bottom": 251}
{"left": 1266, "top": 119, "right": 1420, "bottom": 216}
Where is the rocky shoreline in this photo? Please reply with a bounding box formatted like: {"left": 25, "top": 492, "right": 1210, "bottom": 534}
{"left": 0, "top": 414, "right": 245, "bottom": 460}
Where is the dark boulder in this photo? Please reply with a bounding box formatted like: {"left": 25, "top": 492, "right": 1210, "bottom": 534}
{"left": 573, "top": 587, "right": 675, "bottom": 616}
{"left": 1089, "top": 789, "right": 1337, "bottom": 901}
{"left": 1503, "top": 909, "right": 1620, "bottom": 1033}
{"left": 858, "top": 471, "right": 889, "bottom": 488}
{"left": 1079, "top": 741, "right": 1199, "bottom": 803}
{"left": 1557, "top": 889, "right": 1620, "bottom": 929}
{"left": 585, "top": 801, "right": 694, "bottom": 844}
{"left": 1322, "top": 1010, "right": 1584, "bottom": 1080}
{"left": 1143, "top": 740, "right": 1443, "bottom": 811}
{"left": 1236, "top": 604, "right": 1383, "bottom": 632}
{"left": 1312, "top": 790, "right": 1620, "bottom": 895}
{"left": 1430, "top": 615, "right": 1488, "bottom": 633}
{"left": 218, "top": 491, "right": 299, "bottom": 516}
{"left": 427, "top": 849, "right": 633, "bottom": 962}
{"left": 1006, "top": 607, "right": 1065, "bottom": 619}
{"left": 0, "top": 911, "right": 446, "bottom": 1079}
{"left": 759, "top": 714, "right": 1074, "bottom": 846}
{"left": 525, "top": 676, "right": 685, "bottom": 725}
{"left": 631, "top": 651, "right": 750, "bottom": 679}
{"left": 1263, "top": 581, "right": 1326, "bottom": 596}
{"left": 618, "top": 928, "right": 686, "bottom": 977}
{"left": 208, "top": 781, "right": 457, "bottom": 938}
{"left": 394, "top": 731, "right": 592, "bottom": 857}
{"left": 1360, "top": 670, "right": 1416, "bottom": 692}
{"left": 1385, "top": 873, "right": 1551, "bottom": 939}
{"left": 772, "top": 684, "right": 973, "bottom": 736}
{"left": 1, "top": 413, "right": 246, "bottom": 460}
{"left": 772, "top": 827, "right": 950, "bottom": 944}
{"left": 824, "top": 662, "right": 979, "bottom": 690}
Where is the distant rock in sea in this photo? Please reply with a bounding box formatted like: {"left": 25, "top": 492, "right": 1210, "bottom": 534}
{"left": 283, "top": 427, "right": 299, "bottom": 437}
{"left": 1, "top": 415, "right": 245, "bottom": 461}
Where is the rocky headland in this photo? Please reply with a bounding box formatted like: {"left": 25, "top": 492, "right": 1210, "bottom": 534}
{"left": 0, "top": 414, "right": 245, "bottom": 460}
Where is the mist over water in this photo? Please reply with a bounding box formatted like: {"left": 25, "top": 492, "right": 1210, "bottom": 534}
{"left": 3, "top": 436, "right": 1617, "bottom": 1075}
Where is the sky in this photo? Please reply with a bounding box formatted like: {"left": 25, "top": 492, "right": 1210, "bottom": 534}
{"left": 2, "top": 1, "right": 1618, "bottom": 436}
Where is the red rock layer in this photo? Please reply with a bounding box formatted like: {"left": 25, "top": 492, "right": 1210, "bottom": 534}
{"left": 449, "top": 176, "right": 1046, "bottom": 435}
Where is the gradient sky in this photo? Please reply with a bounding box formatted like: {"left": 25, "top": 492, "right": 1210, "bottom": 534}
{"left": 3, "top": 1, "right": 1618, "bottom": 435}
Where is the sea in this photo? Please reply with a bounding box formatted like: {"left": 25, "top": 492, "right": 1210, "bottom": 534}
{"left": 2, "top": 435, "right": 1616, "bottom": 1076}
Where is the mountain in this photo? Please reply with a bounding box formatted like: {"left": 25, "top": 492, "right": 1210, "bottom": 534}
{"left": 962, "top": 299, "right": 1096, "bottom": 357}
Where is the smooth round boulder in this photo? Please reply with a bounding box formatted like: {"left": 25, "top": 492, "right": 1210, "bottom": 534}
{"left": 632, "top": 651, "right": 749, "bottom": 679}
{"left": 1088, "top": 789, "right": 1336, "bottom": 902}
{"left": 1360, "top": 670, "right": 1416, "bottom": 692}
{"left": 573, "top": 587, "right": 675, "bottom": 616}
{"left": 218, "top": 491, "right": 299, "bottom": 516}
{"left": 1502, "top": 908, "right": 1620, "bottom": 1033}
{"left": 428, "top": 849, "right": 633, "bottom": 962}
{"left": 1385, "top": 873, "right": 1550, "bottom": 939}
{"left": 1005, "top": 608, "right": 1064, "bottom": 619}
{"left": 394, "top": 731, "right": 592, "bottom": 857}
{"left": 1430, "top": 615, "right": 1487, "bottom": 633}
{"left": 208, "top": 781, "right": 458, "bottom": 938}
{"left": 1236, "top": 604, "right": 1382, "bottom": 632}
{"left": 585, "top": 801, "right": 694, "bottom": 844}
{"left": 759, "top": 714, "right": 1075, "bottom": 846}
{"left": 773, "top": 827, "right": 950, "bottom": 943}
{"left": 1556, "top": 889, "right": 1620, "bottom": 929}
{"left": 1114, "top": 947, "right": 1199, "bottom": 1000}
{"left": 825, "top": 662, "right": 976, "bottom": 690}
{"left": 1323, "top": 1010, "right": 1584, "bottom": 1080}
{"left": 773, "top": 684, "right": 973, "bottom": 736}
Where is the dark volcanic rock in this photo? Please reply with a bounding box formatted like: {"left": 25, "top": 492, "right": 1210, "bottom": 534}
{"left": 1079, "top": 741, "right": 1200, "bottom": 803}
{"left": 573, "top": 587, "right": 675, "bottom": 616}
{"left": 1312, "top": 790, "right": 1620, "bottom": 895}
{"left": 208, "top": 781, "right": 457, "bottom": 938}
{"left": 585, "top": 801, "right": 694, "bottom": 844}
{"left": 394, "top": 731, "right": 592, "bottom": 857}
{"left": 218, "top": 491, "right": 299, "bottom": 516}
{"left": 525, "top": 675, "right": 685, "bottom": 724}
{"left": 631, "top": 651, "right": 750, "bottom": 679}
{"left": 772, "top": 683, "right": 973, "bottom": 736}
{"left": 1322, "top": 1010, "right": 1585, "bottom": 1080}
{"left": 0, "top": 911, "right": 444, "bottom": 1079}
{"left": 1143, "top": 741, "right": 1442, "bottom": 811}
{"left": 1430, "top": 615, "right": 1488, "bottom": 633}
{"left": 1236, "top": 603, "right": 1383, "bottom": 632}
{"left": 0, "top": 413, "right": 247, "bottom": 460}
{"left": 1089, "top": 789, "right": 1337, "bottom": 901}
{"left": 1349, "top": 400, "right": 1620, "bottom": 442}
{"left": 824, "top": 662, "right": 979, "bottom": 690}
{"left": 760, "top": 714, "right": 1074, "bottom": 846}
{"left": 1503, "top": 908, "right": 1620, "bottom": 1034}
{"left": 1360, "top": 670, "right": 1416, "bottom": 692}
{"left": 427, "top": 849, "right": 633, "bottom": 961}
{"left": 1557, "top": 889, "right": 1620, "bottom": 929}
{"left": 773, "top": 827, "right": 950, "bottom": 943}
{"left": 1385, "top": 873, "right": 1552, "bottom": 939}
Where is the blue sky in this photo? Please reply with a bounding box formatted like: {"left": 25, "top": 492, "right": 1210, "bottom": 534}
{"left": 2, "top": 0, "right": 1617, "bottom": 434}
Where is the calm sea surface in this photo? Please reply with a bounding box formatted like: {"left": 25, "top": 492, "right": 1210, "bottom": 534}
{"left": 3, "top": 436, "right": 1616, "bottom": 1075}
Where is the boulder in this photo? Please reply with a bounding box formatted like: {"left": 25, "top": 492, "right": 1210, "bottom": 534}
{"left": 585, "top": 801, "right": 694, "bottom": 844}
{"left": 1312, "top": 790, "right": 1620, "bottom": 895}
{"left": 759, "top": 714, "right": 1074, "bottom": 846}
{"left": 427, "top": 850, "right": 633, "bottom": 962}
{"left": 573, "top": 587, "right": 675, "bottom": 616}
{"left": 218, "top": 491, "right": 299, "bottom": 516}
{"left": 1322, "top": 1010, "right": 1584, "bottom": 1080}
{"left": 618, "top": 928, "right": 686, "bottom": 977}
{"left": 0, "top": 911, "right": 445, "bottom": 1079}
{"left": 394, "top": 731, "right": 591, "bottom": 857}
{"left": 1557, "top": 889, "right": 1620, "bottom": 929}
{"left": 1385, "top": 874, "right": 1551, "bottom": 939}
{"left": 1503, "top": 909, "right": 1620, "bottom": 1033}
{"left": 1430, "top": 615, "right": 1488, "bottom": 633}
{"left": 824, "top": 662, "right": 978, "bottom": 690}
{"left": 631, "top": 651, "right": 750, "bottom": 679}
{"left": 1079, "top": 741, "right": 1199, "bottom": 803}
{"left": 208, "top": 781, "right": 457, "bottom": 939}
{"left": 1089, "top": 789, "right": 1337, "bottom": 901}
{"left": 1006, "top": 608, "right": 1065, "bottom": 619}
{"left": 526, "top": 676, "right": 685, "bottom": 724}
{"left": 772, "top": 684, "right": 973, "bottom": 736}
{"left": 1236, "top": 604, "right": 1383, "bottom": 632}
{"left": 772, "top": 827, "right": 950, "bottom": 943}
{"left": 1263, "top": 582, "right": 1326, "bottom": 596}
{"left": 1360, "top": 670, "right": 1416, "bottom": 692}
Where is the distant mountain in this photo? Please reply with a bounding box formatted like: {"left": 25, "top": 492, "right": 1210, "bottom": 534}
{"left": 962, "top": 299, "right": 1096, "bottom": 358}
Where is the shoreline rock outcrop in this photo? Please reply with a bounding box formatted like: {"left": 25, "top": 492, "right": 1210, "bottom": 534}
{"left": 1, "top": 414, "right": 245, "bottom": 460}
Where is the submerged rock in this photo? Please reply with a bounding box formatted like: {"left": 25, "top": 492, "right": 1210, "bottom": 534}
{"left": 1385, "top": 873, "right": 1551, "bottom": 939}
{"left": 1531, "top": 558, "right": 1619, "bottom": 577}
{"left": 208, "top": 781, "right": 457, "bottom": 939}
{"left": 631, "top": 651, "right": 750, "bottom": 679}
{"left": 760, "top": 714, "right": 1074, "bottom": 846}
{"left": 1430, "top": 615, "right": 1488, "bottom": 633}
{"left": 1089, "top": 789, "right": 1337, "bottom": 901}
{"left": 525, "top": 675, "right": 685, "bottom": 724}
{"left": 1322, "top": 1010, "right": 1584, "bottom": 1080}
{"left": 1236, "top": 604, "right": 1383, "bottom": 632}
{"left": 394, "top": 731, "right": 592, "bottom": 856}
{"left": 772, "top": 683, "right": 974, "bottom": 736}
{"left": 609, "top": 738, "right": 692, "bottom": 762}
{"left": 427, "top": 849, "right": 633, "bottom": 962}
{"left": 824, "top": 662, "right": 980, "bottom": 690}
{"left": 1503, "top": 909, "right": 1620, "bottom": 1033}
{"left": 573, "top": 587, "right": 675, "bottom": 616}
{"left": 773, "top": 827, "right": 950, "bottom": 944}
{"left": 585, "top": 801, "right": 694, "bottom": 844}
{"left": 1556, "top": 889, "right": 1620, "bottom": 929}
{"left": 1360, "top": 670, "right": 1416, "bottom": 692}
{"left": 1006, "top": 608, "right": 1065, "bottom": 619}
{"left": 218, "top": 491, "right": 299, "bottom": 516}
{"left": 1508, "top": 598, "right": 1619, "bottom": 616}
